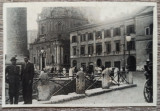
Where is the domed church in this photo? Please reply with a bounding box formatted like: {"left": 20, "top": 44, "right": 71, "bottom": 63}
{"left": 29, "top": 7, "right": 89, "bottom": 71}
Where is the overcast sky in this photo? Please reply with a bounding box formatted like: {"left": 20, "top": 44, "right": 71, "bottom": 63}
{"left": 25, "top": 2, "right": 155, "bottom": 30}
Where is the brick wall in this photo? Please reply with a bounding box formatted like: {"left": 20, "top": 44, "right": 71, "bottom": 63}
{"left": 0, "top": 0, "right": 159, "bottom": 111}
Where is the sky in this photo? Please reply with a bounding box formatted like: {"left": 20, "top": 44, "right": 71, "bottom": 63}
{"left": 25, "top": 2, "right": 155, "bottom": 30}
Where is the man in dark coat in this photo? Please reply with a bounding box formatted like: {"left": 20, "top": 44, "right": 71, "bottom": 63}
{"left": 21, "top": 56, "right": 34, "bottom": 104}
{"left": 5, "top": 57, "right": 20, "bottom": 104}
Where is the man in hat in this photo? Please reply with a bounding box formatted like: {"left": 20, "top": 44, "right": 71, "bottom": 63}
{"left": 5, "top": 57, "right": 20, "bottom": 104}
{"left": 21, "top": 56, "right": 34, "bottom": 104}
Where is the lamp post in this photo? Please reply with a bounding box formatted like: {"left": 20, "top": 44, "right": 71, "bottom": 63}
{"left": 54, "top": 40, "right": 57, "bottom": 71}
{"left": 41, "top": 49, "right": 45, "bottom": 71}
{"left": 126, "top": 35, "right": 131, "bottom": 71}
{"left": 89, "top": 54, "right": 91, "bottom": 65}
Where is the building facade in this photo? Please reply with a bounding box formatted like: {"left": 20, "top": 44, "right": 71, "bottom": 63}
{"left": 29, "top": 7, "right": 88, "bottom": 71}
{"left": 70, "top": 7, "right": 153, "bottom": 71}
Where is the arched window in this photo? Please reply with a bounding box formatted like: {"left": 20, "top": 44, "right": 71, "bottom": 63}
{"left": 51, "top": 55, "right": 54, "bottom": 64}
{"left": 145, "top": 23, "right": 153, "bottom": 35}
{"left": 57, "top": 21, "right": 62, "bottom": 31}
{"left": 41, "top": 26, "right": 45, "bottom": 34}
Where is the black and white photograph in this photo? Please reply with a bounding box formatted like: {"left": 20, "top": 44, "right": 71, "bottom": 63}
{"left": 2, "top": 2, "right": 157, "bottom": 107}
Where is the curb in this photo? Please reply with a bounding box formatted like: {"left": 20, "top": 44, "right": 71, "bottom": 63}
{"left": 32, "top": 84, "right": 137, "bottom": 104}
{"left": 86, "top": 84, "right": 137, "bottom": 97}
{"left": 51, "top": 94, "right": 86, "bottom": 104}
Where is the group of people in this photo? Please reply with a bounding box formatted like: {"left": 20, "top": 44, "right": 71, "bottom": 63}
{"left": 69, "top": 65, "right": 105, "bottom": 76}
{"left": 5, "top": 56, "right": 34, "bottom": 104}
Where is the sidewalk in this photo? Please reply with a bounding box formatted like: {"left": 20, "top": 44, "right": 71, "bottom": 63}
{"left": 18, "top": 83, "right": 137, "bottom": 105}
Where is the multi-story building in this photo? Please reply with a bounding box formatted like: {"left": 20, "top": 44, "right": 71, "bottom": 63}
{"left": 29, "top": 7, "right": 88, "bottom": 71}
{"left": 70, "top": 7, "right": 153, "bottom": 71}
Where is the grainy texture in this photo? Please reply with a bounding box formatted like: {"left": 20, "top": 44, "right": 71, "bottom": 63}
{"left": 0, "top": 0, "right": 159, "bottom": 110}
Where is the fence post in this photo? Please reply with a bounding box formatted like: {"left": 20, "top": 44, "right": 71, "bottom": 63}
{"left": 69, "top": 67, "right": 73, "bottom": 78}
{"left": 102, "top": 68, "right": 111, "bottom": 89}
{"left": 37, "top": 71, "right": 50, "bottom": 101}
{"left": 127, "top": 71, "right": 133, "bottom": 84}
{"left": 76, "top": 71, "right": 85, "bottom": 94}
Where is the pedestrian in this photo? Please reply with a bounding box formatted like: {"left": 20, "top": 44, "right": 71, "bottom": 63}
{"left": 21, "top": 56, "right": 34, "bottom": 104}
{"left": 5, "top": 57, "right": 20, "bottom": 104}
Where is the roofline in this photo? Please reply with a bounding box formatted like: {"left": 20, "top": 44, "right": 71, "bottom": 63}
{"left": 69, "top": 17, "right": 135, "bottom": 33}
{"left": 69, "top": 6, "right": 153, "bottom": 33}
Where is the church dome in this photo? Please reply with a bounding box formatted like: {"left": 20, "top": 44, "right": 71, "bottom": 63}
{"left": 39, "top": 7, "right": 87, "bottom": 20}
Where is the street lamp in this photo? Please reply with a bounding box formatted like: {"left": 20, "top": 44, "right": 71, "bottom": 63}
{"left": 89, "top": 54, "right": 91, "bottom": 65}
{"left": 126, "top": 35, "right": 131, "bottom": 71}
{"left": 41, "top": 49, "right": 45, "bottom": 71}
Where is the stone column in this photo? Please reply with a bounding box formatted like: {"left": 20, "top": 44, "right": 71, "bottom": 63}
{"left": 69, "top": 67, "right": 74, "bottom": 78}
{"left": 127, "top": 71, "right": 133, "bottom": 84}
{"left": 76, "top": 71, "right": 85, "bottom": 94}
{"left": 78, "top": 34, "right": 81, "bottom": 57}
{"left": 37, "top": 71, "right": 50, "bottom": 101}
{"left": 102, "top": 30, "right": 105, "bottom": 56}
{"left": 93, "top": 31, "right": 96, "bottom": 56}
{"left": 61, "top": 47, "right": 63, "bottom": 64}
{"left": 57, "top": 45, "right": 60, "bottom": 70}
{"left": 85, "top": 44, "right": 88, "bottom": 56}
{"left": 110, "top": 27, "right": 115, "bottom": 53}
{"left": 6, "top": 8, "right": 28, "bottom": 64}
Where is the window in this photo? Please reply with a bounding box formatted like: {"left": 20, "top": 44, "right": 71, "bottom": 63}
{"left": 73, "top": 46, "right": 77, "bottom": 56}
{"left": 81, "top": 45, "right": 85, "bottom": 55}
{"left": 115, "top": 41, "right": 120, "bottom": 52}
{"left": 114, "top": 61, "right": 121, "bottom": 70}
{"left": 105, "top": 62, "right": 111, "bottom": 68}
{"left": 41, "top": 26, "right": 45, "bottom": 34}
{"left": 81, "top": 34, "right": 86, "bottom": 42}
{"left": 72, "top": 36, "right": 77, "bottom": 43}
{"left": 145, "top": 24, "right": 153, "bottom": 35}
{"left": 96, "top": 31, "right": 102, "bottom": 39}
{"left": 58, "top": 34, "right": 61, "bottom": 38}
{"left": 127, "top": 39, "right": 135, "bottom": 51}
{"left": 51, "top": 55, "right": 54, "bottom": 64}
{"left": 106, "top": 42, "right": 111, "bottom": 54}
{"left": 150, "top": 24, "right": 153, "bottom": 35}
{"left": 114, "top": 28, "right": 120, "bottom": 36}
{"left": 57, "top": 21, "right": 62, "bottom": 31}
{"left": 72, "top": 60, "right": 77, "bottom": 67}
{"left": 127, "top": 25, "right": 135, "bottom": 35}
{"left": 88, "top": 33, "right": 93, "bottom": 40}
{"left": 96, "top": 43, "right": 102, "bottom": 55}
{"left": 145, "top": 27, "right": 150, "bottom": 35}
{"left": 88, "top": 44, "right": 93, "bottom": 55}
{"left": 104, "top": 29, "right": 111, "bottom": 38}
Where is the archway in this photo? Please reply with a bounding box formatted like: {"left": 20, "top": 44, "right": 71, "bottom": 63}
{"left": 72, "top": 60, "right": 77, "bottom": 67}
{"left": 127, "top": 56, "right": 136, "bottom": 71}
{"left": 97, "top": 59, "right": 102, "bottom": 67}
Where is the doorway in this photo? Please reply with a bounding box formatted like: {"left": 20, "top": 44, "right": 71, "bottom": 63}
{"left": 127, "top": 56, "right": 136, "bottom": 71}
{"left": 97, "top": 59, "right": 102, "bottom": 67}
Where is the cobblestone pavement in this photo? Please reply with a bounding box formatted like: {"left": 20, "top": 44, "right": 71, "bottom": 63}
{"left": 62, "top": 71, "right": 147, "bottom": 104}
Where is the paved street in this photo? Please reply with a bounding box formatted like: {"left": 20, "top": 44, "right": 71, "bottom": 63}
{"left": 62, "top": 71, "right": 147, "bottom": 104}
